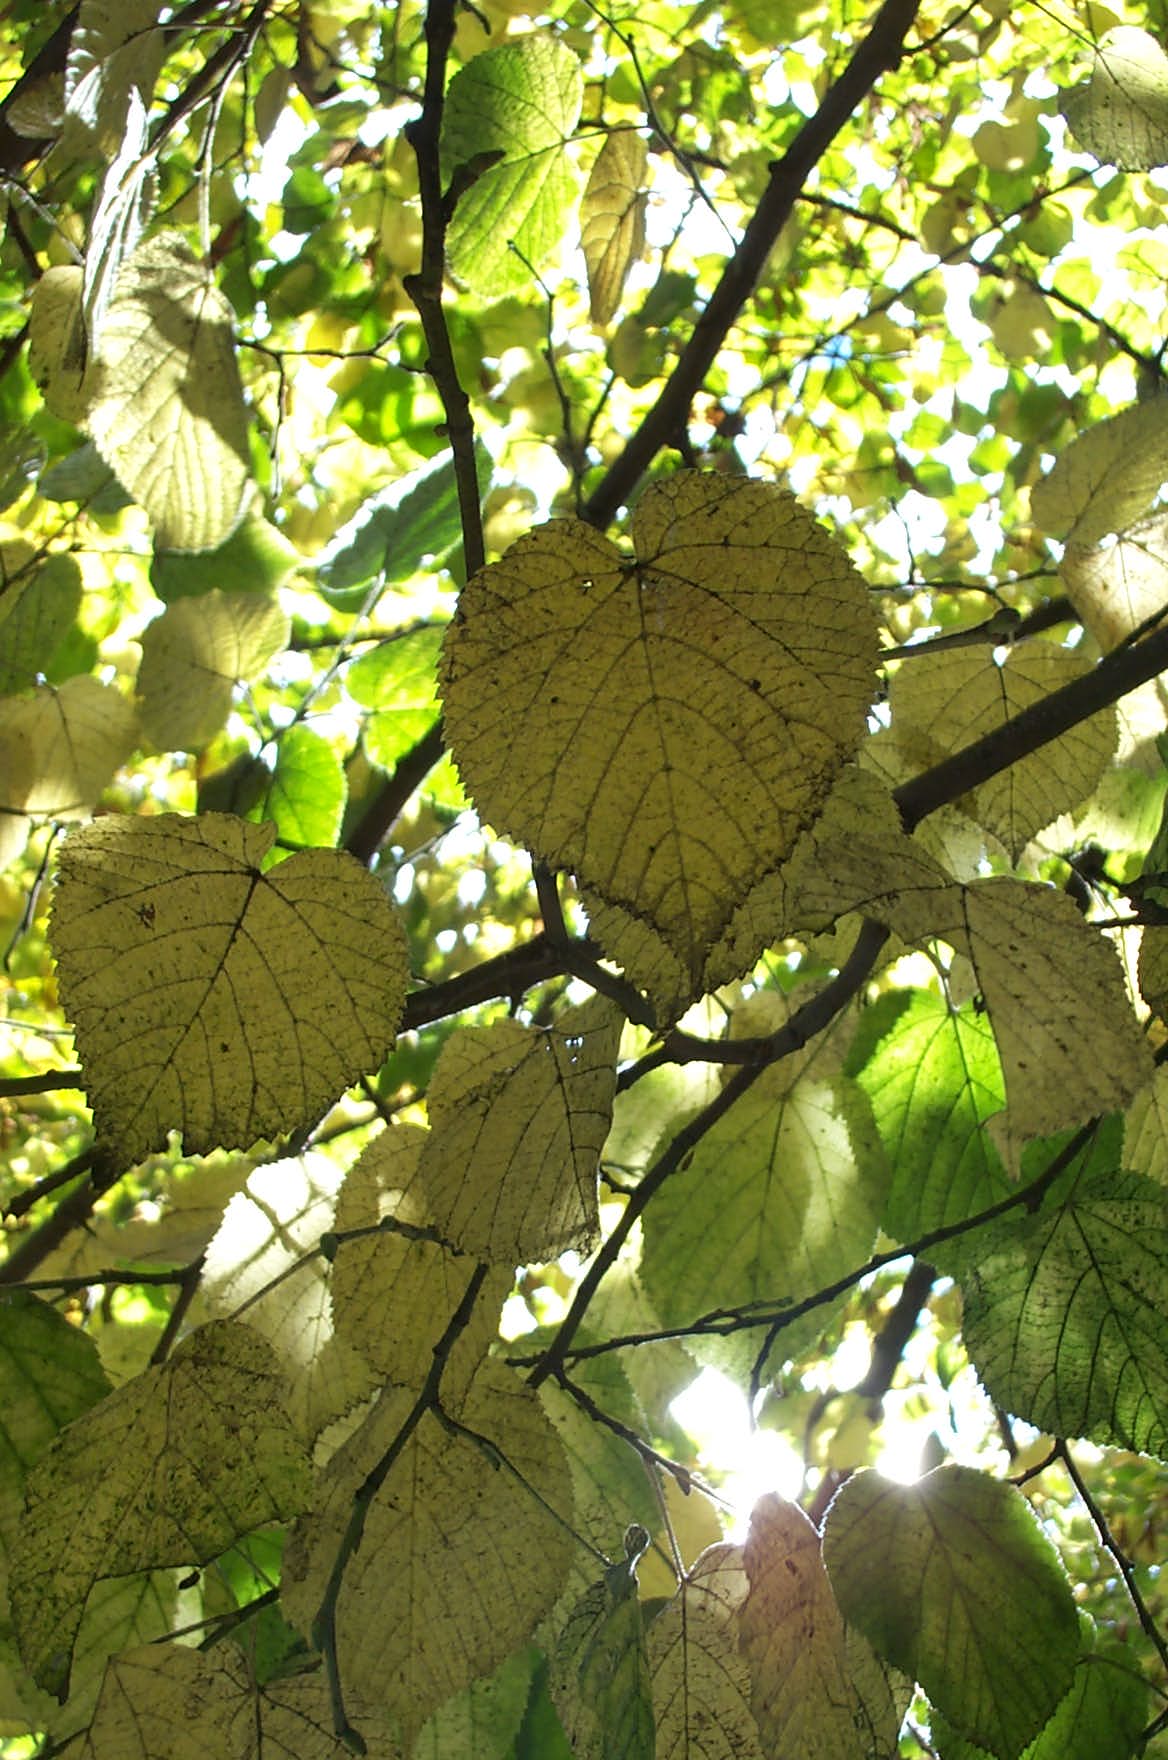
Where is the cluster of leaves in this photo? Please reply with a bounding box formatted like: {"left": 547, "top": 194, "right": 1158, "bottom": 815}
{"left": 3, "top": 0, "right": 1168, "bottom": 1756}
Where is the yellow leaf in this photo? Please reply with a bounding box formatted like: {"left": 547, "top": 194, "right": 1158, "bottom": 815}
{"left": 28, "top": 266, "right": 89, "bottom": 424}
{"left": 581, "top": 131, "right": 648, "bottom": 325}
{"left": 0, "top": 676, "right": 136, "bottom": 828}
{"left": 9, "top": 1320, "right": 309, "bottom": 1700}
{"left": 1031, "top": 401, "right": 1168, "bottom": 547}
{"left": 136, "top": 591, "right": 290, "bottom": 752}
{"left": 282, "top": 1362, "right": 574, "bottom": 1745}
{"left": 890, "top": 646, "right": 1117, "bottom": 859}
{"left": 441, "top": 472, "right": 878, "bottom": 1003}
{"left": 329, "top": 1123, "right": 510, "bottom": 1396}
{"left": 50, "top": 813, "right": 408, "bottom": 1162}
{"left": 84, "top": 232, "right": 253, "bottom": 551}
{"left": 1062, "top": 511, "right": 1168, "bottom": 650}
{"left": 420, "top": 995, "right": 622, "bottom": 1263}
{"left": 649, "top": 1543, "right": 766, "bottom": 1759}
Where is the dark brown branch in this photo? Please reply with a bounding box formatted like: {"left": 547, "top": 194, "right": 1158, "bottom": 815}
{"left": 583, "top": 0, "right": 924, "bottom": 527}
{"left": 0, "top": 1068, "right": 85, "bottom": 1098}
{"left": 343, "top": 721, "right": 446, "bottom": 866}
{"left": 4, "top": 1142, "right": 95, "bottom": 1221}
{"left": 0, "top": 1171, "right": 100, "bottom": 1285}
{"left": 403, "top": 0, "right": 485, "bottom": 578}
{"left": 894, "top": 622, "right": 1168, "bottom": 832}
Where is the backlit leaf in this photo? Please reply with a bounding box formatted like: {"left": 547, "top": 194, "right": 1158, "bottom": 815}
{"left": 823, "top": 1466, "right": 1079, "bottom": 1760}
{"left": 441, "top": 472, "right": 878, "bottom": 999}
{"left": 0, "top": 676, "right": 137, "bottom": 865}
{"left": 9, "top": 1320, "right": 309, "bottom": 1699}
{"left": 849, "top": 990, "right": 1010, "bottom": 1243}
{"left": 550, "top": 1524, "right": 655, "bottom": 1760}
{"left": 582, "top": 131, "right": 649, "bottom": 324}
{"left": 84, "top": 232, "right": 253, "bottom": 551}
{"left": 197, "top": 1154, "right": 378, "bottom": 1441}
{"left": 419, "top": 995, "right": 621, "bottom": 1263}
{"left": 640, "top": 1067, "right": 887, "bottom": 1370}
{"left": 442, "top": 35, "right": 584, "bottom": 294}
{"left": 890, "top": 645, "right": 1117, "bottom": 859}
{"left": 282, "top": 1362, "right": 573, "bottom": 1744}
{"left": 28, "top": 266, "right": 89, "bottom": 424}
{"left": 739, "top": 1494, "right": 894, "bottom": 1760}
{"left": 137, "top": 590, "right": 290, "bottom": 752}
{"left": 959, "top": 1171, "right": 1168, "bottom": 1458}
{"left": 151, "top": 517, "right": 301, "bottom": 604}
{"left": 249, "top": 725, "right": 347, "bottom": 852}
{"left": 62, "top": 0, "right": 164, "bottom": 159}
{"left": 649, "top": 1543, "right": 765, "bottom": 1760}
{"left": 1063, "top": 26, "right": 1168, "bottom": 169}
{"left": 1061, "top": 509, "right": 1168, "bottom": 649}
{"left": 1030, "top": 401, "right": 1168, "bottom": 547}
{"left": 329, "top": 1123, "right": 509, "bottom": 1396}
{"left": 0, "top": 553, "right": 83, "bottom": 693}
{"left": 50, "top": 814, "right": 408, "bottom": 1162}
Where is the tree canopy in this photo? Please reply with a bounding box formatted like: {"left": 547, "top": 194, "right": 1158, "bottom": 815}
{"left": 3, "top": 0, "right": 1168, "bottom": 1755}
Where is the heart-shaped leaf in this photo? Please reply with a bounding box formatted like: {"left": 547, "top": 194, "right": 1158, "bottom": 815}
{"left": 441, "top": 472, "right": 878, "bottom": 995}
{"left": 50, "top": 813, "right": 408, "bottom": 1162}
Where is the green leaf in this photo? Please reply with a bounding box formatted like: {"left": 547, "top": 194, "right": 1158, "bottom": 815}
{"left": 316, "top": 448, "right": 486, "bottom": 610}
{"left": 9, "top": 1320, "right": 309, "bottom": 1700}
{"left": 50, "top": 813, "right": 409, "bottom": 1162}
{"left": 550, "top": 1525, "right": 655, "bottom": 1760}
{"left": 441, "top": 34, "right": 584, "bottom": 295}
{"left": 419, "top": 996, "right": 622, "bottom": 1264}
{"left": 823, "top": 1465, "right": 1079, "bottom": 1760}
{"left": 639, "top": 1067, "right": 886, "bottom": 1374}
{"left": 1063, "top": 26, "right": 1168, "bottom": 170}
{"left": 958, "top": 1171, "right": 1168, "bottom": 1457}
{"left": 250, "top": 725, "right": 347, "bottom": 852}
{"left": 414, "top": 1646, "right": 539, "bottom": 1760}
{"left": 849, "top": 990, "right": 1010, "bottom": 1244}
{"left": 932, "top": 1612, "right": 1148, "bottom": 1760}
{"left": 441, "top": 472, "right": 878, "bottom": 1002}
{"left": 84, "top": 232, "right": 254, "bottom": 552}
{"left": 137, "top": 590, "right": 290, "bottom": 752}
{"left": 0, "top": 1293, "right": 111, "bottom": 1556}
{"left": 151, "top": 518, "right": 301, "bottom": 603}
{"left": 0, "top": 553, "right": 83, "bottom": 693}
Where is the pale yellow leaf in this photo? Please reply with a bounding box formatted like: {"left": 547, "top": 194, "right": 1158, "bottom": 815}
{"left": 84, "top": 232, "right": 253, "bottom": 551}
{"left": 420, "top": 995, "right": 622, "bottom": 1263}
{"left": 581, "top": 131, "right": 648, "bottom": 324}
{"left": 890, "top": 646, "right": 1117, "bottom": 859}
{"left": 739, "top": 1494, "right": 891, "bottom": 1759}
{"left": 0, "top": 676, "right": 136, "bottom": 826}
{"left": 62, "top": 0, "right": 165, "bottom": 158}
{"left": 50, "top": 814, "right": 408, "bottom": 1163}
{"left": 58, "top": 1643, "right": 403, "bottom": 1760}
{"left": 137, "top": 591, "right": 290, "bottom": 752}
{"left": 281, "top": 1361, "right": 574, "bottom": 1744}
{"left": 28, "top": 266, "right": 88, "bottom": 423}
{"left": 649, "top": 1546, "right": 766, "bottom": 1760}
{"left": 928, "top": 880, "right": 1153, "bottom": 1142}
{"left": 1063, "top": 26, "right": 1168, "bottom": 170}
{"left": 330, "top": 1123, "right": 509, "bottom": 1396}
{"left": 197, "top": 1154, "right": 379, "bottom": 1441}
{"left": 1031, "top": 401, "right": 1168, "bottom": 547}
{"left": 441, "top": 472, "right": 878, "bottom": 998}
{"left": 1062, "top": 511, "right": 1168, "bottom": 649}
{"left": 42, "top": 1572, "right": 179, "bottom": 1748}
{"left": 1124, "top": 1063, "right": 1168, "bottom": 1186}
{"left": 1138, "top": 923, "right": 1168, "bottom": 1019}
{"left": 9, "top": 1320, "right": 309, "bottom": 1700}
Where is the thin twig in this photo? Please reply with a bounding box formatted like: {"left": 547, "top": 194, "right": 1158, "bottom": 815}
{"left": 4, "top": 1142, "right": 95, "bottom": 1221}
{"left": 1057, "top": 1440, "right": 1168, "bottom": 1680}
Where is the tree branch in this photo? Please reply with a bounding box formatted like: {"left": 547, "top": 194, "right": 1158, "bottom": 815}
{"left": 343, "top": 721, "right": 446, "bottom": 866}
{"left": 404, "top": 0, "right": 486, "bottom": 578}
{"left": 583, "top": 0, "right": 924, "bottom": 527}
